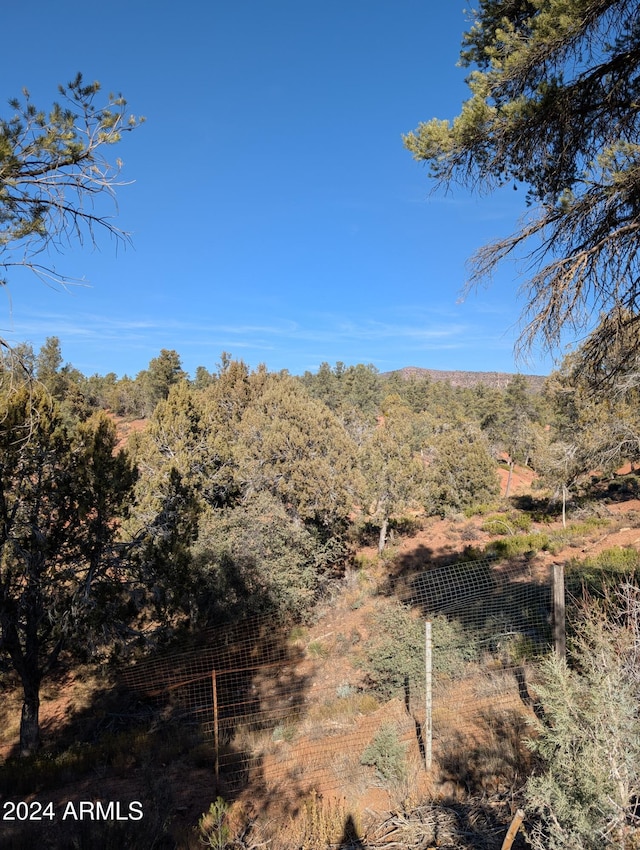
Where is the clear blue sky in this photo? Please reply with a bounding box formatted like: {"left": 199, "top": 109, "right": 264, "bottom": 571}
{"left": 1, "top": 1, "right": 558, "bottom": 379}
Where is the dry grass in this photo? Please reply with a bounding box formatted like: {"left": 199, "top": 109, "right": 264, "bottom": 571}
{"left": 0, "top": 677, "right": 23, "bottom": 755}
{"left": 306, "top": 692, "right": 379, "bottom": 724}
{"left": 267, "top": 791, "right": 362, "bottom": 850}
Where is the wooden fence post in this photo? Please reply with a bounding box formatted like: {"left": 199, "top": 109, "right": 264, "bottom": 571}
{"left": 501, "top": 809, "right": 525, "bottom": 850}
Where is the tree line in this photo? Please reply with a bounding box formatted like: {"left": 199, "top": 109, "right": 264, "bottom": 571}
{"left": 3, "top": 324, "right": 640, "bottom": 756}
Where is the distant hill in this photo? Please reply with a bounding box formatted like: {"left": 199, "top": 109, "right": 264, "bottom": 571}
{"left": 384, "top": 366, "right": 547, "bottom": 392}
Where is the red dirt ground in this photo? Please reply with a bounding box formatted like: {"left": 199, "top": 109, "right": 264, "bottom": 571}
{"left": 3, "top": 460, "right": 640, "bottom": 842}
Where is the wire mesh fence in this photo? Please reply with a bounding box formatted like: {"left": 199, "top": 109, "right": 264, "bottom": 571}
{"left": 121, "top": 555, "right": 553, "bottom": 799}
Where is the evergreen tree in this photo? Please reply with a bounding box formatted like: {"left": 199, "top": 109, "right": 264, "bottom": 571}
{"left": 235, "top": 373, "right": 357, "bottom": 535}
{"left": 405, "top": 1, "right": 640, "bottom": 370}
{"left": 359, "top": 401, "right": 426, "bottom": 553}
{"left": 128, "top": 362, "right": 358, "bottom": 626}
{"left": 108, "top": 374, "right": 148, "bottom": 418}
{"left": 340, "top": 363, "right": 382, "bottom": 418}
{"left": 305, "top": 361, "right": 337, "bottom": 410}
{"left": 0, "top": 342, "right": 34, "bottom": 395}
{"left": 128, "top": 380, "right": 204, "bottom": 526}
{"left": 425, "top": 423, "right": 499, "bottom": 515}
{"left": 35, "top": 336, "right": 63, "bottom": 394}
{"left": 399, "top": 374, "right": 433, "bottom": 414}
{"left": 34, "top": 336, "right": 92, "bottom": 418}
{"left": 137, "top": 348, "right": 187, "bottom": 413}
{"left": 190, "top": 492, "right": 324, "bottom": 624}
{"left": 487, "top": 374, "right": 545, "bottom": 496}
{"left": 193, "top": 364, "right": 215, "bottom": 390}
{"left": 0, "top": 387, "right": 136, "bottom": 753}
{"left": 127, "top": 357, "right": 259, "bottom": 542}
{"left": 0, "top": 74, "right": 143, "bottom": 298}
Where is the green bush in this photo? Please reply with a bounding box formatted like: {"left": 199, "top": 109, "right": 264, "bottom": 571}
{"left": 489, "top": 532, "right": 557, "bottom": 558}
{"left": 459, "top": 544, "right": 488, "bottom": 562}
{"left": 425, "top": 424, "right": 500, "bottom": 515}
{"left": 463, "top": 501, "right": 502, "bottom": 518}
{"left": 191, "top": 492, "right": 332, "bottom": 622}
{"left": 577, "top": 546, "right": 640, "bottom": 572}
{"left": 360, "top": 723, "right": 407, "bottom": 782}
{"left": 481, "top": 511, "right": 533, "bottom": 535}
{"left": 566, "top": 547, "right": 640, "bottom": 599}
{"left": 391, "top": 515, "right": 423, "bottom": 536}
{"left": 565, "top": 517, "right": 609, "bottom": 536}
{"left": 524, "top": 587, "right": 640, "bottom": 849}
{"left": 360, "top": 601, "right": 476, "bottom": 698}
{"left": 607, "top": 473, "right": 640, "bottom": 496}
{"left": 198, "top": 798, "right": 230, "bottom": 849}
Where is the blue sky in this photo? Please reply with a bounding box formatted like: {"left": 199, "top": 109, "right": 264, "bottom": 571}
{"left": 2, "top": 2, "right": 558, "bottom": 379}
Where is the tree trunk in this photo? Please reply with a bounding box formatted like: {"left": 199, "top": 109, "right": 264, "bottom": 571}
{"left": 504, "top": 460, "right": 514, "bottom": 499}
{"left": 20, "top": 679, "right": 41, "bottom": 756}
{"left": 378, "top": 517, "right": 389, "bottom": 556}
{"left": 561, "top": 485, "right": 567, "bottom": 529}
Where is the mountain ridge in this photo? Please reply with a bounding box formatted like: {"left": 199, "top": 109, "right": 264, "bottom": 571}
{"left": 384, "top": 366, "right": 547, "bottom": 392}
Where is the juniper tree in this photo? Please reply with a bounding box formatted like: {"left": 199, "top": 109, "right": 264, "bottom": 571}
{"left": 424, "top": 423, "right": 499, "bottom": 515}
{"left": 0, "top": 387, "right": 136, "bottom": 754}
{"left": 127, "top": 364, "right": 358, "bottom": 625}
{"left": 358, "top": 400, "right": 426, "bottom": 553}
{"left": 235, "top": 373, "right": 358, "bottom": 537}
{"left": 190, "top": 492, "right": 324, "bottom": 624}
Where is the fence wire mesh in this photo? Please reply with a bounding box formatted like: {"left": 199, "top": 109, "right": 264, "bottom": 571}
{"left": 121, "top": 556, "right": 553, "bottom": 798}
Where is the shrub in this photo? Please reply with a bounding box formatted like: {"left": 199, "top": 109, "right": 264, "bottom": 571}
{"left": 390, "top": 515, "right": 423, "bottom": 536}
{"left": 460, "top": 522, "right": 480, "bottom": 541}
{"left": 524, "top": 585, "right": 640, "bottom": 850}
{"left": 360, "top": 723, "right": 407, "bottom": 782}
{"left": 361, "top": 600, "right": 476, "bottom": 699}
{"left": 481, "top": 511, "right": 533, "bottom": 535}
{"left": 352, "top": 552, "right": 376, "bottom": 571}
{"left": 567, "top": 547, "right": 640, "bottom": 599}
{"left": 463, "top": 501, "right": 502, "bottom": 518}
{"left": 198, "top": 798, "right": 230, "bottom": 850}
{"left": 607, "top": 474, "right": 640, "bottom": 496}
{"left": 287, "top": 625, "right": 308, "bottom": 646}
{"left": 272, "top": 722, "right": 297, "bottom": 743}
{"left": 489, "top": 532, "right": 557, "bottom": 558}
{"left": 576, "top": 546, "right": 640, "bottom": 572}
{"left": 565, "top": 517, "right": 609, "bottom": 536}
{"left": 425, "top": 424, "right": 500, "bottom": 515}
{"left": 307, "top": 639, "right": 329, "bottom": 659}
{"left": 284, "top": 791, "right": 359, "bottom": 850}
{"left": 191, "top": 491, "right": 339, "bottom": 624}
{"left": 336, "top": 682, "right": 356, "bottom": 698}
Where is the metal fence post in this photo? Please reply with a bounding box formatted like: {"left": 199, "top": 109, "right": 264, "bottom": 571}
{"left": 553, "top": 563, "right": 566, "bottom": 661}
{"left": 425, "top": 620, "right": 432, "bottom": 771}
{"left": 212, "top": 670, "right": 220, "bottom": 789}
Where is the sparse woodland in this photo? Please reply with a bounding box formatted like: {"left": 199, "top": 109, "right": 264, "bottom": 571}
{"left": 3, "top": 1, "right": 640, "bottom": 843}
{"left": 2, "top": 338, "right": 640, "bottom": 848}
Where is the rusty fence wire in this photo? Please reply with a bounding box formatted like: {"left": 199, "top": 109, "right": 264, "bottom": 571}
{"left": 121, "top": 556, "right": 553, "bottom": 799}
